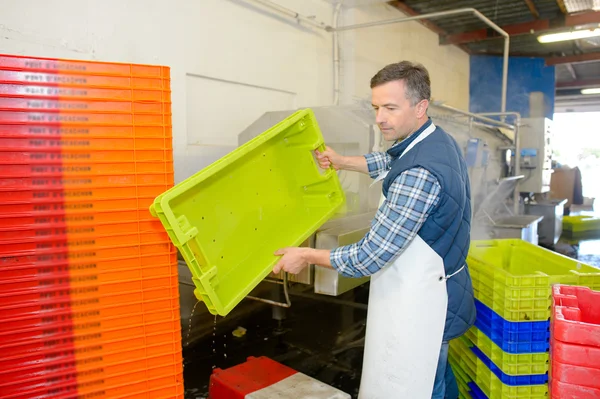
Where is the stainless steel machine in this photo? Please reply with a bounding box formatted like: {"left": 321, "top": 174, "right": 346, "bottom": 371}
{"left": 517, "top": 117, "right": 567, "bottom": 246}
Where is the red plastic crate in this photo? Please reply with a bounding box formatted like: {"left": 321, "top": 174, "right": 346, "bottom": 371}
{"left": 0, "top": 54, "right": 170, "bottom": 78}
{"left": 550, "top": 378, "right": 600, "bottom": 399}
{"left": 551, "top": 338, "right": 600, "bottom": 370}
{"left": 552, "top": 357, "right": 600, "bottom": 390}
{"left": 0, "top": 83, "right": 171, "bottom": 102}
{"left": 0, "top": 210, "right": 162, "bottom": 230}
{"left": 0, "top": 124, "right": 172, "bottom": 138}
{"left": 552, "top": 284, "right": 600, "bottom": 347}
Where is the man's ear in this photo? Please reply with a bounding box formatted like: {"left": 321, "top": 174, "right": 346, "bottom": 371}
{"left": 416, "top": 99, "right": 429, "bottom": 118}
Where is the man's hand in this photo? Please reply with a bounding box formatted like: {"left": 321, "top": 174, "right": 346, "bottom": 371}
{"left": 315, "top": 146, "right": 343, "bottom": 170}
{"left": 273, "top": 247, "right": 310, "bottom": 275}
{"left": 273, "top": 247, "right": 333, "bottom": 274}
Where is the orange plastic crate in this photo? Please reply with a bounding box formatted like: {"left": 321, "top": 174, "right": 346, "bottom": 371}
{"left": 0, "top": 54, "right": 170, "bottom": 78}
{"left": 0, "top": 274, "right": 178, "bottom": 310}
{"left": 0, "top": 150, "right": 173, "bottom": 164}
{"left": 0, "top": 124, "right": 172, "bottom": 138}
{"left": 0, "top": 208, "right": 162, "bottom": 229}
{"left": 0, "top": 307, "right": 179, "bottom": 343}
{"left": 0, "top": 231, "right": 170, "bottom": 254}
{"left": 2, "top": 360, "right": 182, "bottom": 398}
{"left": 0, "top": 263, "right": 176, "bottom": 294}
{"left": 0, "top": 351, "right": 181, "bottom": 389}
{"left": 0, "top": 219, "right": 165, "bottom": 241}
{"left": 0, "top": 70, "right": 170, "bottom": 90}
{"left": 0, "top": 110, "right": 171, "bottom": 126}
{"left": 1, "top": 295, "right": 180, "bottom": 334}
{"left": 0, "top": 242, "right": 174, "bottom": 268}
{"left": 0, "top": 83, "right": 171, "bottom": 102}
{"left": 1, "top": 185, "right": 173, "bottom": 204}
{"left": 9, "top": 372, "right": 183, "bottom": 399}
{"left": 1, "top": 324, "right": 180, "bottom": 364}
{"left": 0, "top": 97, "right": 172, "bottom": 114}
{"left": 0, "top": 162, "right": 174, "bottom": 178}
{"left": 0, "top": 197, "right": 157, "bottom": 216}
{"left": 0, "top": 173, "right": 174, "bottom": 191}
{"left": 0, "top": 137, "right": 172, "bottom": 151}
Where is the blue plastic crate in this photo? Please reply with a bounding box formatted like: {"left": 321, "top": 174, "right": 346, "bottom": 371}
{"left": 468, "top": 382, "right": 487, "bottom": 399}
{"left": 475, "top": 300, "right": 550, "bottom": 354}
{"left": 470, "top": 346, "right": 548, "bottom": 386}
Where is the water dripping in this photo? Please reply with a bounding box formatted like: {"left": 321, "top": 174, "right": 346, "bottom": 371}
{"left": 185, "top": 301, "right": 201, "bottom": 347}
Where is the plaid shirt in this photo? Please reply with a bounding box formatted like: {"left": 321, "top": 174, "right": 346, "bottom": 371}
{"left": 330, "top": 149, "right": 441, "bottom": 278}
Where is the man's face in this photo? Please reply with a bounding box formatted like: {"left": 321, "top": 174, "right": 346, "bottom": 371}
{"left": 371, "top": 80, "right": 427, "bottom": 142}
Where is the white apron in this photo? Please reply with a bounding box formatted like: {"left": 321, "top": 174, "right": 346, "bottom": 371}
{"left": 359, "top": 123, "right": 462, "bottom": 399}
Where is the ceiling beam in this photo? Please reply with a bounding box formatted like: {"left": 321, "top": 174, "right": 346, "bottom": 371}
{"left": 524, "top": 0, "right": 540, "bottom": 18}
{"left": 556, "top": 0, "right": 568, "bottom": 14}
{"left": 546, "top": 52, "right": 600, "bottom": 65}
{"left": 388, "top": 1, "right": 472, "bottom": 54}
{"left": 440, "top": 10, "right": 600, "bottom": 45}
{"left": 556, "top": 78, "right": 600, "bottom": 88}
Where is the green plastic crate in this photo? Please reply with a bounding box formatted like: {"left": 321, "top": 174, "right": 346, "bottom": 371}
{"left": 450, "top": 336, "right": 548, "bottom": 399}
{"left": 150, "top": 109, "right": 345, "bottom": 316}
{"left": 563, "top": 215, "right": 600, "bottom": 234}
{"left": 465, "top": 326, "right": 548, "bottom": 376}
{"left": 450, "top": 355, "right": 473, "bottom": 399}
{"left": 467, "top": 239, "right": 600, "bottom": 321}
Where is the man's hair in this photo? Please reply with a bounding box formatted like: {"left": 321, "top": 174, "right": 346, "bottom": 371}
{"left": 370, "top": 61, "right": 431, "bottom": 106}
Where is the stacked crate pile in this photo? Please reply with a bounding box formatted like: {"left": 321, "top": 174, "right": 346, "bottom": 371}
{"left": 0, "top": 54, "right": 183, "bottom": 399}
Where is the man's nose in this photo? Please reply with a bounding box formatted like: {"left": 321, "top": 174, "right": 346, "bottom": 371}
{"left": 375, "top": 109, "right": 386, "bottom": 124}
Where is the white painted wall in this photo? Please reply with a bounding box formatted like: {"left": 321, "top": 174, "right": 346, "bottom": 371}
{"left": 1, "top": 0, "right": 469, "bottom": 183}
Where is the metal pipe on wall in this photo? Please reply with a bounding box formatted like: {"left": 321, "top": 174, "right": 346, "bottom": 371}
{"left": 326, "top": 7, "right": 510, "bottom": 114}
{"left": 477, "top": 112, "right": 522, "bottom": 214}
{"left": 435, "top": 103, "right": 514, "bottom": 130}
{"left": 332, "top": 1, "right": 344, "bottom": 105}
{"left": 241, "top": 0, "right": 329, "bottom": 30}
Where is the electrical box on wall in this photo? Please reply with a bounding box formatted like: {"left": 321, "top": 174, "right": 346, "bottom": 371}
{"left": 518, "top": 118, "right": 553, "bottom": 193}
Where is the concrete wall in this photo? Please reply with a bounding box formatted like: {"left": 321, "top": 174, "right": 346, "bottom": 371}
{"left": 470, "top": 55, "right": 556, "bottom": 120}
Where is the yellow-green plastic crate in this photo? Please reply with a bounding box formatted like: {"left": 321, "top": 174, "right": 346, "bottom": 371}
{"left": 465, "top": 326, "right": 548, "bottom": 376}
{"left": 450, "top": 336, "right": 548, "bottom": 399}
{"left": 150, "top": 109, "right": 345, "bottom": 316}
{"left": 450, "top": 354, "right": 473, "bottom": 399}
{"left": 563, "top": 215, "right": 600, "bottom": 234}
{"left": 467, "top": 239, "right": 600, "bottom": 321}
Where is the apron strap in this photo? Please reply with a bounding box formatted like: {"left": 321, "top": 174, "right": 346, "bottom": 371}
{"left": 445, "top": 264, "right": 466, "bottom": 281}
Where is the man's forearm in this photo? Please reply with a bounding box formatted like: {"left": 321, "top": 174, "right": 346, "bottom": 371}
{"left": 338, "top": 155, "right": 369, "bottom": 175}
{"left": 303, "top": 248, "right": 333, "bottom": 269}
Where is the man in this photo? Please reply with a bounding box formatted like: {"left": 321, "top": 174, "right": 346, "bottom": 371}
{"left": 273, "top": 61, "right": 476, "bottom": 399}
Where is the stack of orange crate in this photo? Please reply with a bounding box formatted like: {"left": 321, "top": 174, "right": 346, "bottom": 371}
{"left": 0, "top": 54, "right": 183, "bottom": 399}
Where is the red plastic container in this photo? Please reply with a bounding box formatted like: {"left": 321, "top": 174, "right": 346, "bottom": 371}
{"left": 210, "top": 356, "right": 298, "bottom": 399}
{"left": 550, "top": 378, "right": 600, "bottom": 399}
{"left": 552, "top": 284, "right": 600, "bottom": 347}
{"left": 0, "top": 185, "right": 172, "bottom": 204}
